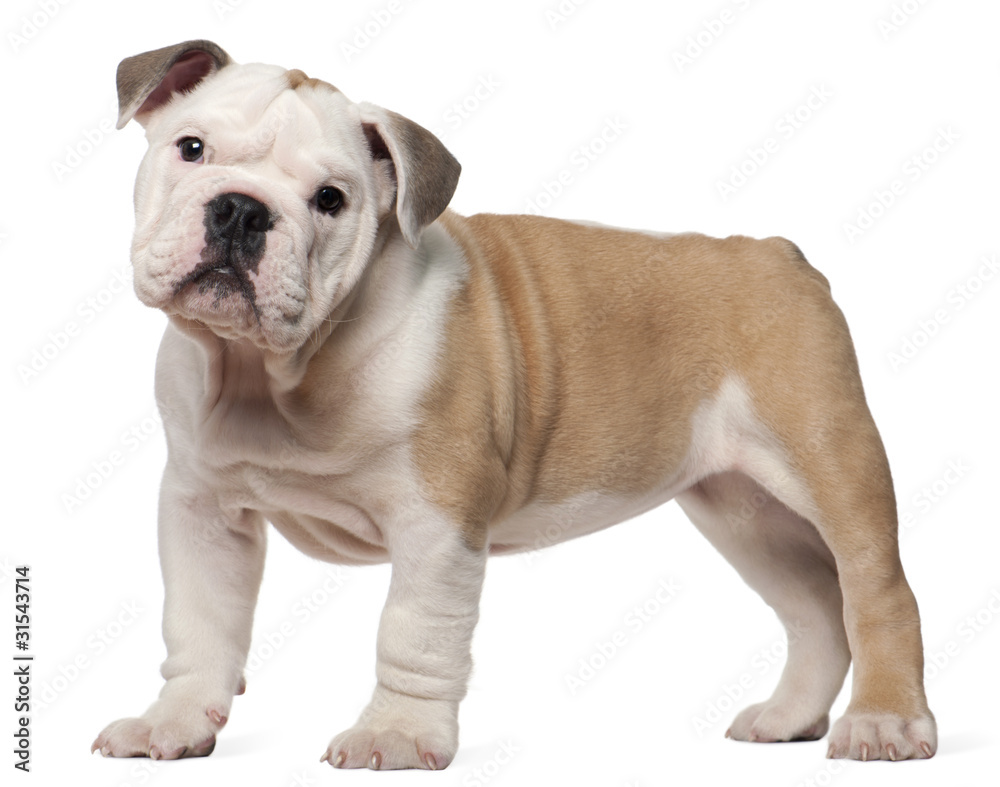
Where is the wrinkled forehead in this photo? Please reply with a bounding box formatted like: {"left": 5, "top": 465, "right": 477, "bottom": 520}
{"left": 158, "top": 62, "right": 366, "bottom": 171}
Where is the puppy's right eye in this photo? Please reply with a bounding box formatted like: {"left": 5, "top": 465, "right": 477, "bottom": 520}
{"left": 177, "top": 137, "right": 205, "bottom": 163}
{"left": 315, "top": 186, "right": 343, "bottom": 214}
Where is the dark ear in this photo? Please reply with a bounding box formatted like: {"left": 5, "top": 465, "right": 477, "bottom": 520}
{"left": 359, "top": 102, "right": 461, "bottom": 247}
{"left": 116, "top": 40, "right": 231, "bottom": 129}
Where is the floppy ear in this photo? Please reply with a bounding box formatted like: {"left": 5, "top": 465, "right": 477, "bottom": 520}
{"left": 359, "top": 103, "right": 461, "bottom": 247}
{"left": 116, "top": 39, "right": 231, "bottom": 129}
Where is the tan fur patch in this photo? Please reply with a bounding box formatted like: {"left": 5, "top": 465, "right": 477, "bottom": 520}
{"left": 414, "top": 210, "right": 926, "bottom": 717}
{"left": 285, "top": 68, "right": 339, "bottom": 93}
{"left": 414, "top": 214, "right": 877, "bottom": 547}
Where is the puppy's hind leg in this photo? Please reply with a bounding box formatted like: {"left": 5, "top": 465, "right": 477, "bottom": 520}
{"left": 676, "top": 471, "right": 851, "bottom": 743}
{"left": 766, "top": 407, "right": 936, "bottom": 761}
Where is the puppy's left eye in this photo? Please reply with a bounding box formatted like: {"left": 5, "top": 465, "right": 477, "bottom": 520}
{"left": 315, "top": 186, "right": 343, "bottom": 214}
{"left": 177, "top": 137, "right": 205, "bottom": 163}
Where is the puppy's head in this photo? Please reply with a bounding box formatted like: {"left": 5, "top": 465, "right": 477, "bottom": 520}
{"left": 116, "top": 40, "right": 460, "bottom": 353}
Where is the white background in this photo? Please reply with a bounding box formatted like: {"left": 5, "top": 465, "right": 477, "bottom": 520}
{"left": 4, "top": 0, "right": 999, "bottom": 785}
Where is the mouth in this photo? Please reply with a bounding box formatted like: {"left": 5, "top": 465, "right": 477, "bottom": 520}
{"left": 173, "top": 259, "right": 263, "bottom": 325}
{"left": 193, "top": 264, "right": 239, "bottom": 293}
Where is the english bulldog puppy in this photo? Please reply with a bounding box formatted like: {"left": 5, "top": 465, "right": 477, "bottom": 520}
{"left": 93, "top": 40, "right": 936, "bottom": 768}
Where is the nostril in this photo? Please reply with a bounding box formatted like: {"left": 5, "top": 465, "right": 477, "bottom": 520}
{"left": 246, "top": 210, "right": 269, "bottom": 233}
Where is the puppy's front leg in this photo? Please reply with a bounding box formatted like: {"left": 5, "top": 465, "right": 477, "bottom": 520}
{"left": 324, "top": 521, "right": 486, "bottom": 771}
{"left": 93, "top": 467, "right": 266, "bottom": 759}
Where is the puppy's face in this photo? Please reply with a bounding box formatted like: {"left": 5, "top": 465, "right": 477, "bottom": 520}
{"left": 130, "top": 63, "right": 393, "bottom": 353}
{"left": 119, "top": 42, "right": 460, "bottom": 355}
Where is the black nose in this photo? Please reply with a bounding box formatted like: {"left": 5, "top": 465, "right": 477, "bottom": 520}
{"left": 203, "top": 192, "right": 273, "bottom": 273}
{"left": 208, "top": 192, "right": 272, "bottom": 237}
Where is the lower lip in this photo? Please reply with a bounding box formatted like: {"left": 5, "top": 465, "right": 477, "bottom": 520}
{"left": 174, "top": 271, "right": 249, "bottom": 313}
{"left": 195, "top": 268, "right": 240, "bottom": 294}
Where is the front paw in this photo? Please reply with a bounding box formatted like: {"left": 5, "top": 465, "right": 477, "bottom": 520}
{"left": 827, "top": 709, "right": 936, "bottom": 761}
{"left": 92, "top": 716, "right": 219, "bottom": 759}
{"left": 727, "top": 701, "right": 829, "bottom": 743}
{"left": 92, "top": 684, "right": 233, "bottom": 759}
{"left": 321, "top": 689, "right": 458, "bottom": 770}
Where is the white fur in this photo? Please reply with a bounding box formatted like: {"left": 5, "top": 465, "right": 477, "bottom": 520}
{"left": 96, "top": 54, "right": 482, "bottom": 768}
